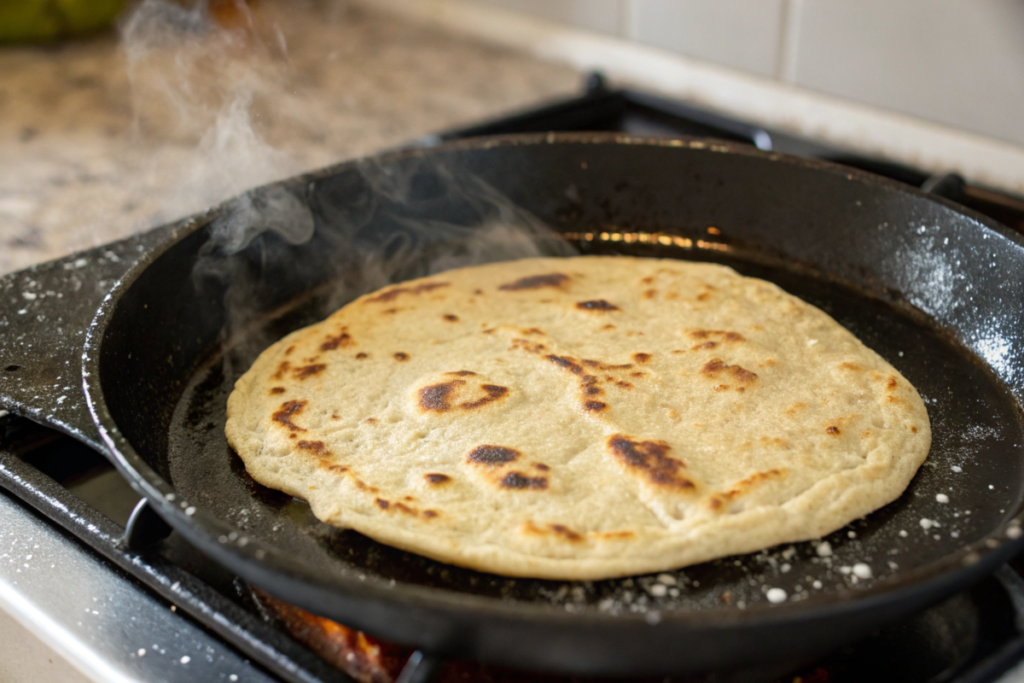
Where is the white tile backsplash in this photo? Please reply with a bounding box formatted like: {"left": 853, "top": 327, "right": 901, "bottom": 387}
{"left": 790, "top": 0, "right": 1024, "bottom": 146}
{"left": 464, "top": 0, "right": 1024, "bottom": 146}
{"left": 625, "top": 0, "right": 785, "bottom": 78}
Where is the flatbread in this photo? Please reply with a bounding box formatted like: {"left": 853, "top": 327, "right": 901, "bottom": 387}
{"left": 226, "top": 256, "right": 930, "bottom": 580}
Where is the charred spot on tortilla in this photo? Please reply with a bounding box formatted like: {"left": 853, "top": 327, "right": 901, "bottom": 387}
{"left": 320, "top": 332, "right": 353, "bottom": 351}
{"left": 468, "top": 445, "right": 520, "bottom": 465}
{"left": 293, "top": 364, "right": 326, "bottom": 380}
{"left": 500, "top": 471, "right": 548, "bottom": 490}
{"left": 419, "top": 380, "right": 464, "bottom": 412}
{"left": 576, "top": 299, "right": 619, "bottom": 312}
{"left": 498, "top": 273, "right": 569, "bottom": 291}
{"left": 608, "top": 434, "right": 695, "bottom": 490}
{"left": 272, "top": 400, "right": 307, "bottom": 432}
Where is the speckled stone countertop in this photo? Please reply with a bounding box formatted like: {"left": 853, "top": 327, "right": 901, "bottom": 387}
{"left": 0, "top": 0, "right": 577, "bottom": 276}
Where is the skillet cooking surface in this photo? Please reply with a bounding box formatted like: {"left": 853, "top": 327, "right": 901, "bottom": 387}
{"left": 88, "top": 135, "right": 1024, "bottom": 675}
{"left": 170, "top": 239, "right": 1020, "bottom": 611}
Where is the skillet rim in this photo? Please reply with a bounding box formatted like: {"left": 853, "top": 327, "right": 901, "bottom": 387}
{"left": 81, "top": 132, "right": 1024, "bottom": 633}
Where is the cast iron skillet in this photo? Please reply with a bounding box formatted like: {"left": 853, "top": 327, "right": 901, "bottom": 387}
{"left": 11, "top": 134, "right": 1024, "bottom": 676}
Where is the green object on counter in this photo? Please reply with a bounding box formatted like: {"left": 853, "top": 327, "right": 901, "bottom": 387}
{"left": 0, "top": 0, "right": 128, "bottom": 44}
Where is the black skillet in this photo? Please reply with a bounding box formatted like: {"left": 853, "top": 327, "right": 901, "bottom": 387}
{"left": 5, "top": 133, "right": 1024, "bottom": 677}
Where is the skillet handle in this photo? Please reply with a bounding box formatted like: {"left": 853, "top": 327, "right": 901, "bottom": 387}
{"left": 0, "top": 226, "right": 176, "bottom": 452}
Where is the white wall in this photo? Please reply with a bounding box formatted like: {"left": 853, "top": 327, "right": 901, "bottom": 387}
{"left": 471, "top": 0, "right": 1024, "bottom": 147}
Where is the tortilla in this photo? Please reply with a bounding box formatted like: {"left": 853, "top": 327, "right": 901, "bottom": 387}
{"left": 225, "top": 256, "right": 930, "bottom": 580}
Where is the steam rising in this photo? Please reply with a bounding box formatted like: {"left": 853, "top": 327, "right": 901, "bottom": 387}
{"left": 123, "top": 2, "right": 575, "bottom": 371}
{"left": 199, "top": 158, "right": 577, "bottom": 376}
{"left": 121, "top": 0, "right": 300, "bottom": 223}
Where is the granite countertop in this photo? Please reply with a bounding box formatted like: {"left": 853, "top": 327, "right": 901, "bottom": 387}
{"left": 0, "top": 0, "right": 578, "bottom": 276}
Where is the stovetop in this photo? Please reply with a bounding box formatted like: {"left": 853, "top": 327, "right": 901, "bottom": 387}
{"left": 3, "top": 74, "right": 1024, "bottom": 683}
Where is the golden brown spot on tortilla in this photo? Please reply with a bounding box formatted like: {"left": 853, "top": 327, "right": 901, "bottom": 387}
{"left": 785, "top": 402, "right": 806, "bottom": 414}
{"left": 631, "top": 371, "right": 646, "bottom": 378}
{"left": 690, "top": 330, "right": 745, "bottom": 342}
{"left": 442, "top": 314, "right": 459, "bottom": 322}
{"left": 633, "top": 352, "right": 652, "bottom": 364}
{"left": 498, "top": 273, "right": 570, "bottom": 291}
{"left": 320, "top": 332, "right": 353, "bottom": 351}
{"left": 711, "top": 470, "right": 785, "bottom": 510}
{"left": 616, "top": 381, "right": 634, "bottom": 389}
{"left": 325, "top": 464, "right": 347, "bottom": 474}
{"left": 643, "top": 289, "right": 657, "bottom": 300}
{"left": 270, "top": 387, "right": 285, "bottom": 395}
{"left": 702, "top": 358, "right": 757, "bottom": 384}
{"left": 355, "top": 352, "right": 368, "bottom": 359}
{"left": 297, "top": 440, "right": 329, "bottom": 455}
{"left": 666, "top": 291, "right": 679, "bottom": 300}
{"left": 714, "top": 384, "right": 730, "bottom": 391}
{"left": 693, "top": 341, "right": 718, "bottom": 350}
{"left": 500, "top": 472, "right": 548, "bottom": 490}
{"left": 423, "top": 510, "right": 439, "bottom": 519}
{"left": 595, "top": 530, "right": 635, "bottom": 540}
{"left": 577, "top": 299, "right": 620, "bottom": 312}
{"left": 474, "top": 289, "right": 483, "bottom": 295}
{"left": 839, "top": 362, "right": 861, "bottom": 371}
{"left": 697, "top": 292, "right": 711, "bottom": 301}
{"left": 354, "top": 480, "right": 378, "bottom": 493}
{"left": 375, "top": 498, "right": 389, "bottom": 510}
{"left": 424, "top": 473, "right": 450, "bottom": 485}
{"left": 607, "top": 435, "right": 694, "bottom": 489}
{"left": 533, "top": 463, "right": 550, "bottom": 471}
{"left": 467, "top": 445, "right": 520, "bottom": 465}
{"left": 393, "top": 352, "right": 409, "bottom": 361}
{"left": 910, "top": 425, "right": 918, "bottom": 433}
{"left": 826, "top": 425, "right": 841, "bottom": 435}
{"left": 293, "top": 364, "right": 326, "bottom": 380}
{"left": 886, "top": 395, "right": 901, "bottom": 404}
{"left": 549, "top": 524, "right": 583, "bottom": 542}
{"left": 272, "top": 400, "right": 307, "bottom": 432}
{"left": 271, "top": 361, "right": 291, "bottom": 380}
{"left": 288, "top": 434, "right": 297, "bottom": 439}
{"left": 886, "top": 376, "right": 898, "bottom": 390}
{"left": 446, "top": 370, "right": 477, "bottom": 376}
{"left": 366, "top": 281, "right": 450, "bottom": 304}
{"left": 363, "top": 417, "right": 378, "bottom": 425}
{"left": 602, "top": 324, "right": 616, "bottom": 330}
{"left": 641, "top": 276, "right": 654, "bottom": 284}
{"left": 520, "top": 327, "right": 545, "bottom": 335}
{"left": 584, "top": 401, "right": 607, "bottom": 412}
{"left": 284, "top": 345, "right": 295, "bottom": 356}
{"left": 382, "top": 308, "right": 398, "bottom": 315}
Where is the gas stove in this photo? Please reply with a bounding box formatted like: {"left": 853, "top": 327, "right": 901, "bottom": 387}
{"left": 3, "top": 75, "right": 1024, "bottom": 683}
